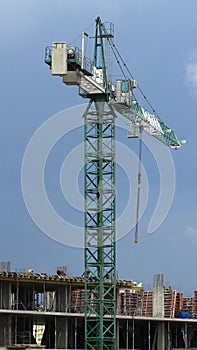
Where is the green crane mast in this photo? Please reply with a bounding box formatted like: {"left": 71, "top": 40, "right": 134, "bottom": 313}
{"left": 45, "top": 16, "right": 181, "bottom": 350}
{"left": 83, "top": 18, "right": 116, "bottom": 350}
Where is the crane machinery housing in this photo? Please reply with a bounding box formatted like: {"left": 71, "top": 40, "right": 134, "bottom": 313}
{"left": 45, "top": 16, "right": 181, "bottom": 350}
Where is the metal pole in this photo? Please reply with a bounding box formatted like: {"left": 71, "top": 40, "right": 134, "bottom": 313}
{"left": 69, "top": 283, "right": 72, "bottom": 313}
{"left": 16, "top": 281, "right": 19, "bottom": 310}
{"left": 116, "top": 319, "right": 119, "bottom": 350}
{"left": 132, "top": 320, "right": 135, "bottom": 350}
{"left": 43, "top": 282, "right": 46, "bottom": 311}
{"left": 74, "top": 317, "right": 77, "bottom": 349}
{"left": 28, "top": 318, "right": 31, "bottom": 344}
{"left": 8, "top": 315, "right": 11, "bottom": 345}
{"left": 0, "top": 281, "right": 2, "bottom": 308}
{"left": 32, "top": 283, "right": 34, "bottom": 310}
{"left": 14, "top": 315, "right": 17, "bottom": 344}
{"left": 65, "top": 317, "right": 68, "bottom": 349}
{"left": 167, "top": 321, "right": 170, "bottom": 350}
{"left": 148, "top": 320, "right": 151, "bottom": 350}
{"left": 126, "top": 319, "right": 128, "bottom": 350}
{"left": 65, "top": 285, "right": 68, "bottom": 313}
{"left": 54, "top": 316, "right": 57, "bottom": 349}
{"left": 185, "top": 322, "right": 188, "bottom": 349}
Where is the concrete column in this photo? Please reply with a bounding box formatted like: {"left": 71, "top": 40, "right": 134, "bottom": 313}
{"left": 148, "top": 320, "right": 151, "bottom": 350}
{"left": 116, "top": 319, "right": 119, "bottom": 350}
{"left": 126, "top": 319, "right": 128, "bottom": 350}
{"left": 182, "top": 322, "right": 188, "bottom": 349}
{"left": 167, "top": 321, "right": 171, "bottom": 350}
{"left": 0, "top": 315, "right": 11, "bottom": 346}
{"left": 0, "top": 315, "right": 4, "bottom": 345}
{"left": 8, "top": 315, "right": 12, "bottom": 345}
{"left": 59, "top": 285, "right": 67, "bottom": 312}
{"left": 65, "top": 317, "right": 68, "bottom": 349}
{"left": 43, "top": 282, "right": 46, "bottom": 311}
{"left": 28, "top": 318, "right": 31, "bottom": 344}
{"left": 69, "top": 318, "right": 74, "bottom": 349}
{"left": 16, "top": 281, "right": 19, "bottom": 310}
{"left": 132, "top": 320, "right": 135, "bottom": 350}
{"left": 56, "top": 317, "right": 68, "bottom": 349}
{"left": 30, "top": 285, "right": 34, "bottom": 310}
{"left": 69, "top": 284, "right": 72, "bottom": 313}
{"left": 54, "top": 316, "right": 57, "bottom": 349}
{"left": 0, "top": 281, "right": 2, "bottom": 308}
{"left": 2, "top": 281, "right": 11, "bottom": 309}
{"left": 157, "top": 322, "right": 165, "bottom": 350}
{"left": 188, "top": 325, "right": 195, "bottom": 348}
{"left": 65, "top": 285, "right": 68, "bottom": 312}
{"left": 74, "top": 317, "right": 77, "bottom": 349}
{"left": 14, "top": 316, "right": 17, "bottom": 344}
{"left": 153, "top": 286, "right": 164, "bottom": 318}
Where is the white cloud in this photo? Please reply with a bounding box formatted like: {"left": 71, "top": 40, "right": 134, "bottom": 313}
{"left": 185, "top": 226, "right": 197, "bottom": 242}
{"left": 185, "top": 49, "right": 197, "bottom": 90}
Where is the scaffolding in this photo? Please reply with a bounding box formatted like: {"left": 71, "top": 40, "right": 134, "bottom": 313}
{"left": 142, "top": 291, "right": 153, "bottom": 317}
{"left": 164, "top": 287, "right": 177, "bottom": 318}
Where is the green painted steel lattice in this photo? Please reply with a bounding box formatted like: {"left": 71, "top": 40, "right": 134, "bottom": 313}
{"left": 84, "top": 98, "right": 116, "bottom": 350}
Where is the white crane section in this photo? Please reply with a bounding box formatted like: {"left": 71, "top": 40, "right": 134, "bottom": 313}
{"left": 45, "top": 42, "right": 181, "bottom": 149}
{"left": 45, "top": 42, "right": 105, "bottom": 96}
{"left": 110, "top": 98, "right": 181, "bottom": 149}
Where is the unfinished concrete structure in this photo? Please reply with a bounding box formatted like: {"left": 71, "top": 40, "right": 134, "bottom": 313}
{"left": 0, "top": 271, "right": 197, "bottom": 350}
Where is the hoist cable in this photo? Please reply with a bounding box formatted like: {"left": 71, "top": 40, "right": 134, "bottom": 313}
{"left": 134, "top": 127, "right": 143, "bottom": 244}
{"left": 68, "top": 20, "right": 95, "bottom": 46}
{"left": 102, "top": 25, "right": 127, "bottom": 80}
{"left": 107, "top": 39, "right": 164, "bottom": 123}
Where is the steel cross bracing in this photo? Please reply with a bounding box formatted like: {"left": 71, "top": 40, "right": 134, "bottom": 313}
{"left": 84, "top": 98, "right": 116, "bottom": 350}
{"left": 110, "top": 101, "right": 181, "bottom": 149}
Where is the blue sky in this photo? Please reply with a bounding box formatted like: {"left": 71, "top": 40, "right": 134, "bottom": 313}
{"left": 1, "top": 0, "right": 197, "bottom": 293}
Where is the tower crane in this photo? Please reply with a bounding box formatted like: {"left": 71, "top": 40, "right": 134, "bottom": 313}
{"left": 45, "top": 17, "right": 181, "bottom": 350}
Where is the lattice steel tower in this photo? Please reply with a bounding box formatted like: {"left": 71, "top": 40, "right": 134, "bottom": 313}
{"left": 84, "top": 98, "right": 116, "bottom": 350}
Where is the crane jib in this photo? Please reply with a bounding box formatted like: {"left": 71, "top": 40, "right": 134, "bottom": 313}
{"left": 110, "top": 100, "right": 181, "bottom": 149}
{"left": 132, "top": 103, "right": 181, "bottom": 148}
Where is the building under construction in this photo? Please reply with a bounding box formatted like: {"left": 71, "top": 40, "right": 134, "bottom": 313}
{"left": 0, "top": 269, "right": 197, "bottom": 350}
{"left": 10, "top": 16, "right": 187, "bottom": 350}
